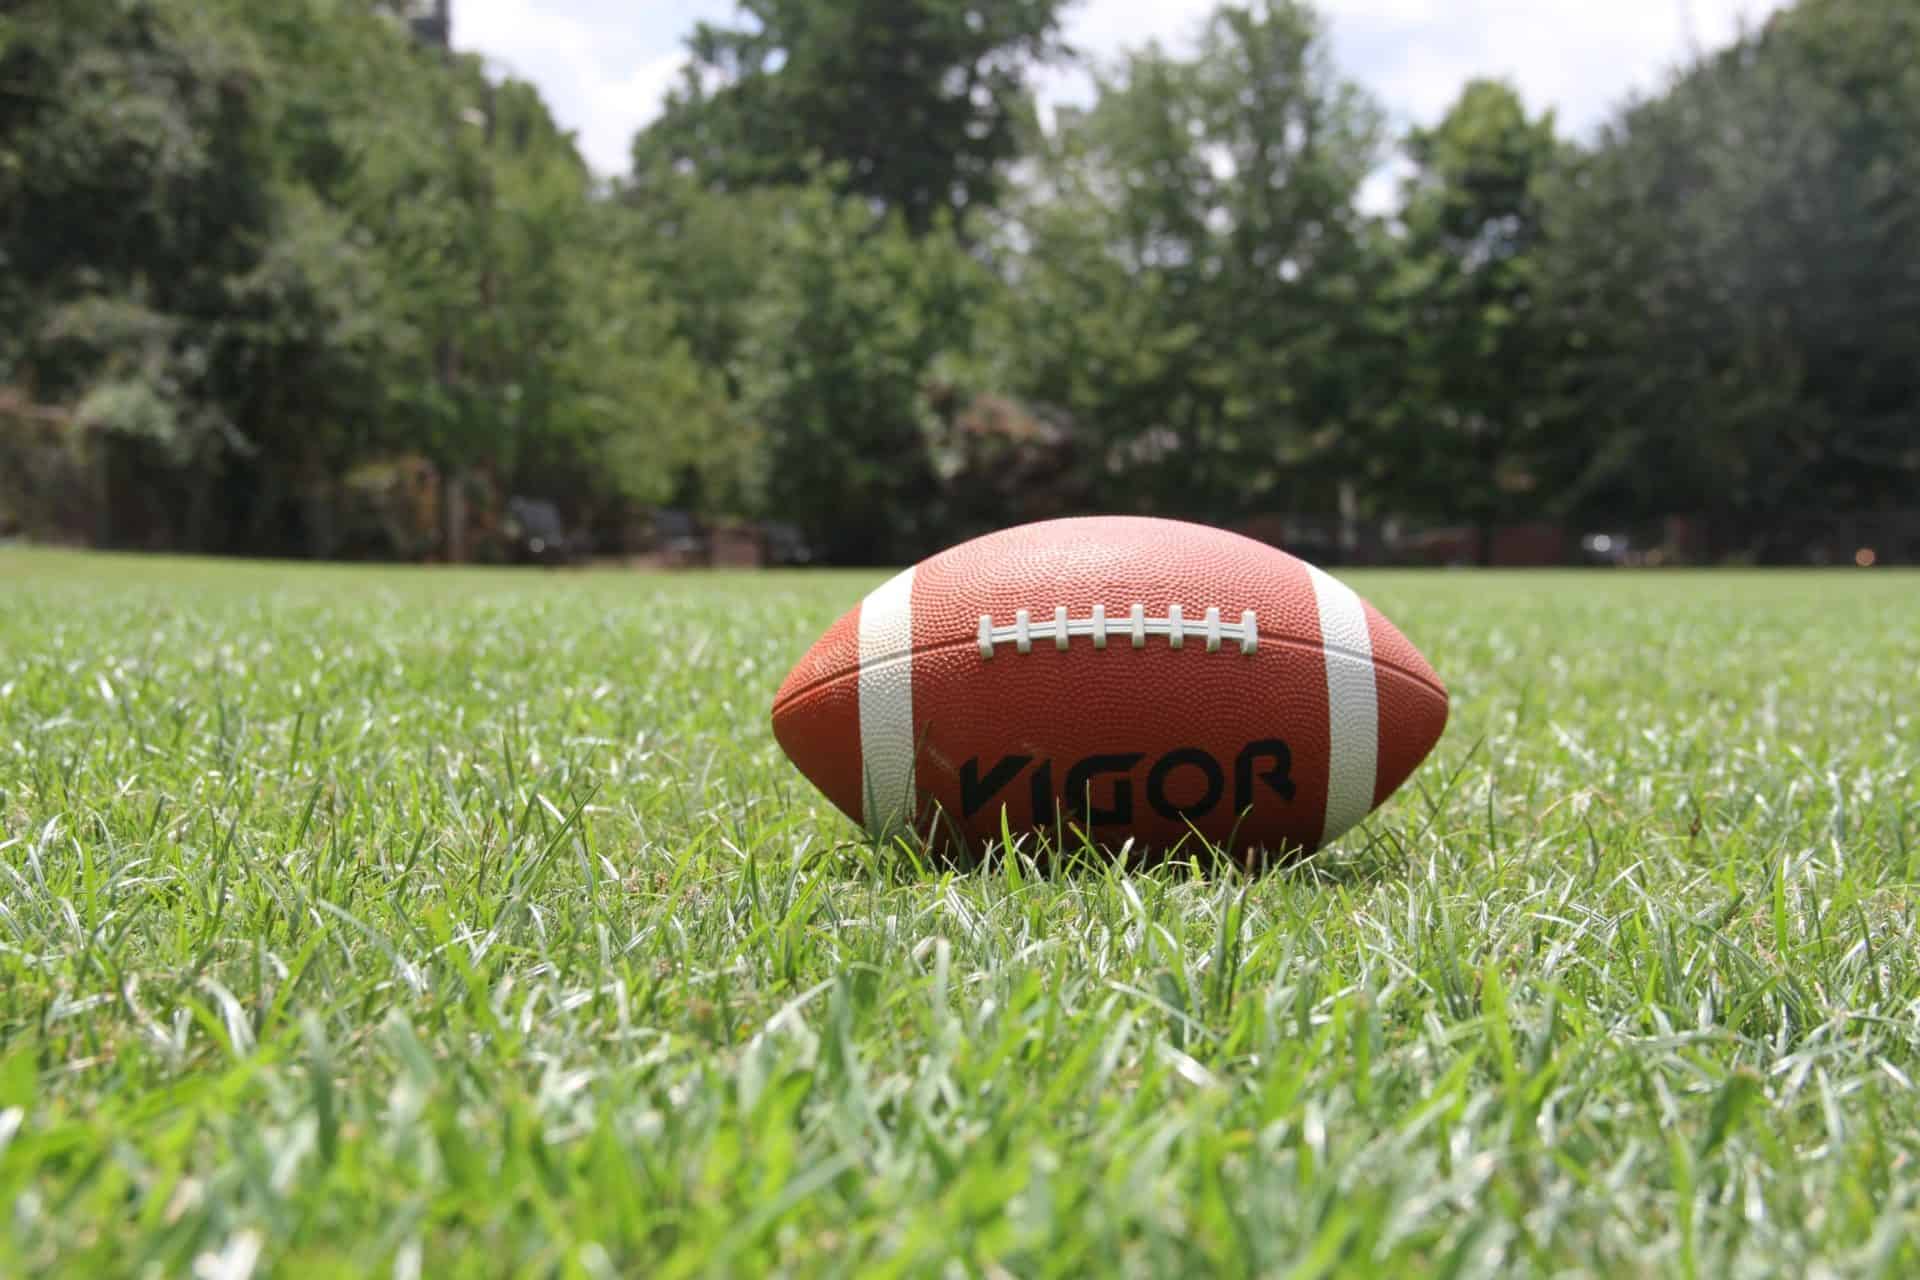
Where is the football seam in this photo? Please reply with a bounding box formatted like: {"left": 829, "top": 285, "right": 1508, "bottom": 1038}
{"left": 977, "top": 604, "right": 1260, "bottom": 657}
{"left": 771, "top": 632, "right": 1446, "bottom": 715}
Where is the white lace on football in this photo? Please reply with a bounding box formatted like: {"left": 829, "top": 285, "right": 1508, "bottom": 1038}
{"left": 977, "top": 606, "right": 1257, "bottom": 658}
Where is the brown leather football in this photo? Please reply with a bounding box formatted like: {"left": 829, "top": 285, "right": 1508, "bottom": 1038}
{"left": 771, "top": 516, "right": 1447, "bottom": 858}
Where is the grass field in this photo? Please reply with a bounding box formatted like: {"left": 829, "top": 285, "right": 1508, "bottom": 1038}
{"left": 2, "top": 548, "right": 1918, "bottom": 1277}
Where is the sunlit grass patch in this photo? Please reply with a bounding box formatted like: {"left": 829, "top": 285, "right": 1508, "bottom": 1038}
{"left": 1, "top": 550, "right": 1917, "bottom": 1276}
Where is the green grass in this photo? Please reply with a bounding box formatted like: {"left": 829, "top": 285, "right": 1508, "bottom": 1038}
{"left": 2, "top": 548, "right": 1918, "bottom": 1278}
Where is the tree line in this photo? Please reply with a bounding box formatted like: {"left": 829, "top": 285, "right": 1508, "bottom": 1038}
{"left": 2, "top": 0, "right": 1915, "bottom": 564}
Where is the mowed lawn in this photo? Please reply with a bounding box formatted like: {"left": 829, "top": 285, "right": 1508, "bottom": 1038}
{"left": 1, "top": 548, "right": 1917, "bottom": 1278}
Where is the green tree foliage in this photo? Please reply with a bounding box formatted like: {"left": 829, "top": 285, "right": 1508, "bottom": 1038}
{"left": 0, "top": 0, "right": 272, "bottom": 468}
{"left": 1387, "top": 80, "right": 1565, "bottom": 557}
{"left": 6, "top": 0, "right": 1916, "bottom": 564}
{"left": 982, "top": 1, "right": 1386, "bottom": 521}
{"left": 616, "top": 171, "right": 792, "bottom": 397}
{"left": 635, "top": 0, "right": 1068, "bottom": 235}
{"left": 1541, "top": 0, "right": 1920, "bottom": 549}
{"left": 536, "top": 201, "right": 750, "bottom": 517}
{"left": 1, "top": 0, "right": 724, "bottom": 555}
{"left": 735, "top": 186, "right": 985, "bottom": 562}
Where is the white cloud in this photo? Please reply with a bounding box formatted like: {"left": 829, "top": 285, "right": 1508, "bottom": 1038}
{"left": 456, "top": 0, "right": 691, "bottom": 172}
{"left": 455, "top": 0, "right": 605, "bottom": 157}
{"left": 455, "top": 0, "right": 1788, "bottom": 177}
{"left": 1323, "top": 0, "right": 1786, "bottom": 136}
{"left": 580, "top": 51, "right": 688, "bottom": 172}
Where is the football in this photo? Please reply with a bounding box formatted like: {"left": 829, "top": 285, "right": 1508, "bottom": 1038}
{"left": 771, "top": 516, "right": 1448, "bottom": 860}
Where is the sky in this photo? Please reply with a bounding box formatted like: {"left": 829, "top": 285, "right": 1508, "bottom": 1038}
{"left": 455, "top": 0, "right": 1787, "bottom": 182}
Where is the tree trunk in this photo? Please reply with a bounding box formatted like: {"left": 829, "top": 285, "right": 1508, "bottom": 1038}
{"left": 443, "top": 464, "right": 467, "bottom": 563}
{"left": 303, "top": 461, "right": 337, "bottom": 560}
{"left": 183, "top": 458, "right": 216, "bottom": 553}
{"left": 1338, "top": 479, "right": 1359, "bottom": 563}
{"left": 90, "top": 432, "right": 114, "bottom": 548}
{"left": 246, "top": 461, "right": 284, "bottom": 554}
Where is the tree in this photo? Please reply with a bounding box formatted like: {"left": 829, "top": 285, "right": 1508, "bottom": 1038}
{"left": 981, "top": 1, "right": 1386, "bottom": 523}
{"left": 1540, "top": 0, "right": 1920, "bottom": 551}
{"left": 530, "top": 201, "right": 748, "bottom": 519}
{"left": 634, "top": 0, "right": 1068, "bottom": 235}
{"left": 734, "top": 185, "right": 984, "bottom": 562}
{"left": 1387, "top": 80, "right": 1564, "bottom": 559}
{"left": 0, "top": 0, "right": 744, "bottom": 557}
{"left": 0, "top": 0, "right": 273, "bottom": 479}
{"left": 613, "top": 170, "right": 792, "bottom": 397}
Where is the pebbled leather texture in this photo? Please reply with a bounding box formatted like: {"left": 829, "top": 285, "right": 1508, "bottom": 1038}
{"left": 772, "top": 516, "right": 1447, "bottom": 858}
